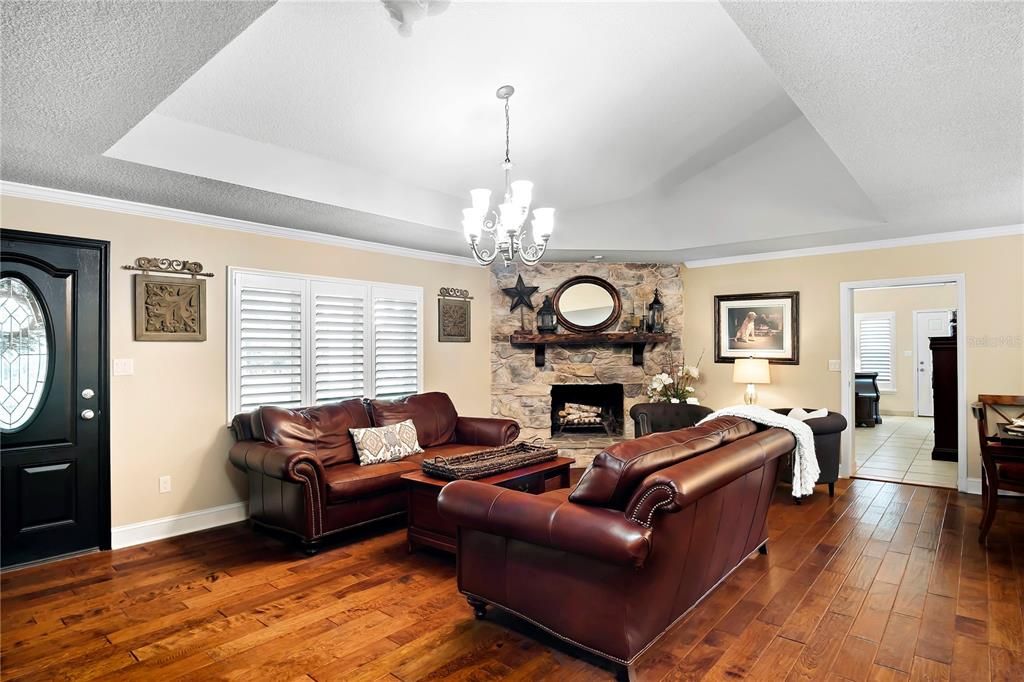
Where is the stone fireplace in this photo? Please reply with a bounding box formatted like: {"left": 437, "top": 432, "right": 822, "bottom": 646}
{"left": 490, "top": 262, "right": 684, "bottom": 467}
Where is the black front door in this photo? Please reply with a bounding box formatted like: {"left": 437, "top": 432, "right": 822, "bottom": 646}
{"left": 1, "top": 230, "right": 109, "bottom": 567}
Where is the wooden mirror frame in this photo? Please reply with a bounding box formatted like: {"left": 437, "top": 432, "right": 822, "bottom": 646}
{"left": 552, "top": 275, "right": 622, "bottom": 333}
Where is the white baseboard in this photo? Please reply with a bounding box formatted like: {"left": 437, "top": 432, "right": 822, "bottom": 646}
{"left": 111, "top": 502, "right": 248, "bottom": 549}
{"left": 963, "top": 477, "right": 1023, "bottom": 497}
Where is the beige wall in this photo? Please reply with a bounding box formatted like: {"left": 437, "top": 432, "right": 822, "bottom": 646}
{"left": 854, "top": 284, "right": 958, "bottom": 414}
{"left": 1, "top": 196, "right": 492, "bottom": 526}
{"left": 683, "top": 235, "right": 1024, "bottom": 481}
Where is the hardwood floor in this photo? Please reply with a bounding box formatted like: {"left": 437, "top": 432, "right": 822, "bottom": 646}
{"left": 2, "top": 479, "right": 1023, "bottom": 680}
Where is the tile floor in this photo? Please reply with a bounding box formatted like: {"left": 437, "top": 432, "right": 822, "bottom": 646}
{"left": 854, "top": 415, "right": 957, "bottom": 488}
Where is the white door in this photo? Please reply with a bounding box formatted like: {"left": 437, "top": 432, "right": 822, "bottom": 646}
{"left": 915, "top": 310, "right": 951, "bottom": 417}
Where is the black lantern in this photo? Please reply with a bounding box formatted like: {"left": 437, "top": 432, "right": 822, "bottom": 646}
{"left": 646, "top": 289, "right": 665, "bottom": 333}
{"left": 537, "top": 295, "right": 557, "bottom": 333}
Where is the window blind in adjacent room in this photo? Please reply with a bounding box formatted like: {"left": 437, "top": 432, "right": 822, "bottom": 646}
{"left": 855, "top": 312, "right": 896, "bottom": 391}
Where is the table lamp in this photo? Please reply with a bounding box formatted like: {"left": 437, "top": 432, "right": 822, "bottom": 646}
{"left": 733, "top": 357, "right": 770, "bottom": 405}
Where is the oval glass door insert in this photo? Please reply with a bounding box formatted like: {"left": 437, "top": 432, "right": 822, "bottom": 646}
{"left": 0, "top": 276, "right": 50, "bottom": 431}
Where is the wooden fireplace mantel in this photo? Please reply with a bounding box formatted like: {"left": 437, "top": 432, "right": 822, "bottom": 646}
{"left": 509, "top": 331, "right": 672, "bottom": 368}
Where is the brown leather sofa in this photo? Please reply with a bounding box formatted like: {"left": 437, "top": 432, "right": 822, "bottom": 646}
{"left": 437, "top": 416, "right": 795, "bottom": 677}
{"left": 230, "top": 391, "right": 519, "bottom": 553}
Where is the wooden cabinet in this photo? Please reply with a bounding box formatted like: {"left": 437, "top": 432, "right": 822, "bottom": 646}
{"left": 929, "top": 335, "right": 958, "bottom": 461}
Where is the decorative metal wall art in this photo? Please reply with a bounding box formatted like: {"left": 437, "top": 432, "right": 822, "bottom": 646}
{"left": 124, "top": 257, "right": 211, "bottom": 342}
{"left": 437, "top": 287, "right": 472, "bottom": 343}
{"left": 501, "top": 274, "right": 538, "bottom": 313}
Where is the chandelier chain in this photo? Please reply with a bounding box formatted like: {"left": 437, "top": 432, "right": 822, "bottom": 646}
{"left": 504, "top": 98, "right": 511, "bottom": 164}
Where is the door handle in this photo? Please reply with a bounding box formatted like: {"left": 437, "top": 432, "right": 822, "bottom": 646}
{"left": 80, "top": 409, "right": 96, "bottom": 420}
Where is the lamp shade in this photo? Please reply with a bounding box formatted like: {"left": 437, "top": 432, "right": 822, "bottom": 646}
{"left": 733, "top": 358, "right": 770, "bottom": 385}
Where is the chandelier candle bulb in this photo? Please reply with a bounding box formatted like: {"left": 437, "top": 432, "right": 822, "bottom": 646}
{"left": 470, "top": 189, "right": 491, "bottom": 212}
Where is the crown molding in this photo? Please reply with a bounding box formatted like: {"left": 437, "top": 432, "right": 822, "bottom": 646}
{"left": 683, "top": 223, "right": 1024, "bottom": 269}
{"left": 0, "top": 181, "right": 477, "bottom": 267}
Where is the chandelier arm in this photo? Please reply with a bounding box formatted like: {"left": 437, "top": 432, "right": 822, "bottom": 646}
{"left": 469, "top": 237, "right": 497, "bottom": 266}
{"left": 517, "top": 238, "right": 548, "bottom": 266}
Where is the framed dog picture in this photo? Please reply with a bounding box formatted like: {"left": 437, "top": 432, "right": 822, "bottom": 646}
{"left": 714, "top": 291, "right": 799, "bottom": 364}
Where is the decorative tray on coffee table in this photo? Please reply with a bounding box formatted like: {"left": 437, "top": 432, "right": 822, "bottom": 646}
{"left": 421, "top": 442, "right": 559, "bottom": 481}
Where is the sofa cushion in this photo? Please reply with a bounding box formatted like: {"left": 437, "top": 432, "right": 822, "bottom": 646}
{"left": 250, "top": 399, "right": 371, "bottom": 468}
{"left": 325, "top": 454, "right": 424, "bottom": 503}
{"left": 350, "top": 419, "right": 423, "bottom": 465}
{"left": 569, "top": 416, "right": 758, "bottom": 510}
{"left": 367, "top": 392, "right": 459, "bottom": 448}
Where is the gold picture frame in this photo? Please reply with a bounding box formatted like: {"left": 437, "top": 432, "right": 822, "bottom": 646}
{"left": 133, "top": 274, "right": 207, "bottom": 342}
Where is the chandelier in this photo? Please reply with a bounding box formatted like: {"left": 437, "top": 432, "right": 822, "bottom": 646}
{"left": 463, "top": 85, "right": 554, "bottom": 266}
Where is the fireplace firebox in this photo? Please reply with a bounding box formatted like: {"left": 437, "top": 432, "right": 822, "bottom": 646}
{"left": 550, "top": 384, "right": 624, "bottom": 437}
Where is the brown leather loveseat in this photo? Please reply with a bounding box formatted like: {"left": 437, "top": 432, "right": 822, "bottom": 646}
{"left": 230, "top": 391, "right": 518, "bottom": 552}
{"left": 437, "top": 416, "right": 795, "bottom": 677}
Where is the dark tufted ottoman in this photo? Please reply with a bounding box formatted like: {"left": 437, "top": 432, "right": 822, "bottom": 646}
{"left": 773, "top": 408, "right": 848, "bottom": 498}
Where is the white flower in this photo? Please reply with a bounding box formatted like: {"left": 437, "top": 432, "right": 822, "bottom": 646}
{"left": 685, "top": 385, "right": 696, "bottom": 393}
{"left": 685, "top": 365, "right": 700, "bottom": 379}
{"left": 656, "top": 372, "right": 672, "bottom": 385}
{"left": 670, "top": 398, "right": 680, "bottom": 403}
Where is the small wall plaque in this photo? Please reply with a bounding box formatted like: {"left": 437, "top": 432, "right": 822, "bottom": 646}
{"left": 438, "top": 287, "right": 472, "bottom": 343}
{"left": 133, "top": 274, "right": 207, "bottom": 342}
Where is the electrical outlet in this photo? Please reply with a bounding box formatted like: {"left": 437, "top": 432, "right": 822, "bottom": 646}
{"left": 113, "top": 359, "right": 134, "bottom": 376}
{"left": 159, "top": 476, "right": 171, "bottom": 494}
{"left": 828, "top": 360, "right": 841, "bottom": 372}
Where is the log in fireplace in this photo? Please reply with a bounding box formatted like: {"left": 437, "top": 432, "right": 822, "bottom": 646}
{"left": 550, "top": 383, "right": 624, "bottom": 437}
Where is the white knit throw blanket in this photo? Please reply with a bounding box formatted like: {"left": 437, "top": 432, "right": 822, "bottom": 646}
{"left": 698, "top": 405, "right": 820, "bottom": 497}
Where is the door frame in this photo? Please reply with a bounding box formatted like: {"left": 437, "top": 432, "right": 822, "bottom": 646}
{"left": 839, "top": 274, "right": 967, "bottom": 492}
{"left": 912, "top": 308, "right": 954, "bottom": 418}
{"left": 2, "top": 229, "right": 111, "bottom": 555}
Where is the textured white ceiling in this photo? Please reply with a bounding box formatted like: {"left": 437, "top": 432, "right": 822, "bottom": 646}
{"left": 722, "top": 0, "right": 1024, "bottom": 235}
{"left": 4, "top": 1, "right": 1022, "bottom": 262}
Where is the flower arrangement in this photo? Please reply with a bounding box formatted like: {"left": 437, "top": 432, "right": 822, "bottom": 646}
{"left": 647, "top": 354, "right": 703, "bottom": 404}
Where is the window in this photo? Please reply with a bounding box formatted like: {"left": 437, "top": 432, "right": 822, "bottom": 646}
{"left": 855, "top": 312, "right": 896, "bottom": 392}
{"left": 229, "top": 268, "right": 421, "bottom": 417}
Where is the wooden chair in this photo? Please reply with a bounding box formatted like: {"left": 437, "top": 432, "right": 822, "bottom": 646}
{"left": 972, "top": 394, "right": 1024, "bottom": 543}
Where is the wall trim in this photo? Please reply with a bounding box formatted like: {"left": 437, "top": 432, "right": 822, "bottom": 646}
{"left": 684, "top": 224, "right": 1024, "bottom": 268}
{"left": 0, "top": 181, "right": 477, "bottom": 267}
{"left": 110, "top": 502, "right": 247, "bottom": 549}
{"left": 964, "top": 477, "right": 1023, "bottom": 497}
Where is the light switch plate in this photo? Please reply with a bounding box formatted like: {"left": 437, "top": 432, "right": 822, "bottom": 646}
{"left": 113, "top": 359, "right": 134, "bottom": 376}
{"left": 828, "top": 360, "right": 841, "bottom": 372}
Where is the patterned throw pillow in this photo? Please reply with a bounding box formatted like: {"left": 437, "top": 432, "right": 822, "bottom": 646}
{"left": 350, "top": 419, "right": 424, "bottom": 466}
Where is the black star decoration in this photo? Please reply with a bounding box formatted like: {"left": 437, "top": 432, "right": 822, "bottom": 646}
{"left": 502, "top": 274, "right": 539, "bottom": 313}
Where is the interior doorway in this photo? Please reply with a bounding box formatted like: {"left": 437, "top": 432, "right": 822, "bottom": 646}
{"left": 839, "top": 275, "right": 966, "bottom": 491}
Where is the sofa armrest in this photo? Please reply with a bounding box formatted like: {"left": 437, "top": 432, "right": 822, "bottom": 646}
{"left": 438, "top": 480, "right": 651, "bottom": 567}
{"left": 229, "top": 440, "right": 326, "bottom": 487}
{"left": 454, "top": 416, "right": 520, "bottom": 447}
{"left": 626, "top": 428, "right": 795, "bottom": 527}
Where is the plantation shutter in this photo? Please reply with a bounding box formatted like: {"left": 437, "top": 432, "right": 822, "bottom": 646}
{"left": 855, "top": 313, "right": 895, "bottom": 390}
{"left": 311, "top": 281, "right": 367, "bottom": 404}
{"left": 371, "top": 286, "right": 421, "bottom": 400}
{"left": 229, "top": 270, "right": 421, "bottom": 418}
{"left": 233, "top": 272, "right": 307, "bottom": 413}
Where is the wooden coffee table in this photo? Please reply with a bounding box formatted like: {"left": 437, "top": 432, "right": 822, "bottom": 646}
{"left": 401, "top": 456, "right": 573, "bottom": 554}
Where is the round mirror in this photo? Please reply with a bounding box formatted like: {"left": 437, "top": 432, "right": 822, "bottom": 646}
{"left": 553, "top": 276, "right": 621, "bottom": 333}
